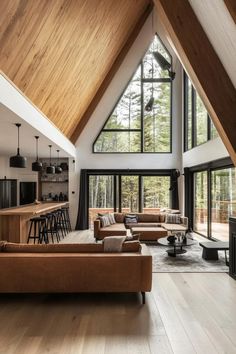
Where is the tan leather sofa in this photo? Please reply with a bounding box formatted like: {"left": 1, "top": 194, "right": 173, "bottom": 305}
{"left": 0, "top": 241, "right": 152, "bottom": 304}
{"left": 94, "top": 212, "right": 188, "bottom": 241}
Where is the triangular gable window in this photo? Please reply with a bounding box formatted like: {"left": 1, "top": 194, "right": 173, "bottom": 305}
{"left": 93, "top": 35, "right": 173, "bottom": 153}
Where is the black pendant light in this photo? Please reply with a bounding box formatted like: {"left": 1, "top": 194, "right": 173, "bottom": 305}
{"left": 10, "top": 123, "right": 27, "bottom": 168}
{"left": 46, "top": 145, "right": 55, "bottom": 174}
{"left": 153, "top": 51, "right": 175, "bottom": 80}
{"left": 145, "top": 58, "right": 154, "bottom": 112}
{"left": 145, "top": 96, "right": 154, "bottom": 112}
{"left": 55, "top": 150, "right": 62, "bottom": 174}
{"left": 32, "top": 136, "right": 42, "bottom": 171}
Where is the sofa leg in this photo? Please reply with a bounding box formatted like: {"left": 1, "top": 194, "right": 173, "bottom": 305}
{"left": 141, "top": 292, "right": 145, "bottom": 305}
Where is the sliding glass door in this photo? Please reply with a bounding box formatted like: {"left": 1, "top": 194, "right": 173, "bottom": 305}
{"left": 88, "top": 170, "right": 172, "bottom": 229}
{"left": 194, "top": 171, "right": 208, "bottom": 237}
{"left": 89, "top": 175, "right": 114, "bottom": 228}
{"left": 211, "top": 168, "right": 236, "bottom": 241}
{"left": 121, "top": 176, "right": 139, "bottom": 213}
{"left": 143, "top": 176, "right": 170, "bottom": 213}
{"left": 192, "top": 161, "right": 236, "bottom": 240}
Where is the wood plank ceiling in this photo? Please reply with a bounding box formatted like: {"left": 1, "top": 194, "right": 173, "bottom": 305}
{"left": 0, "top": 0, "right": 151, "bottom": 142}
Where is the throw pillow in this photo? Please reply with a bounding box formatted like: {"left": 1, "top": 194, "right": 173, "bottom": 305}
{"left": 165, "top": 214, "right": 181, "bottom": 224}
{"left": 107, "top": 213, "right": 116, "bottom": 225}
{"left": 98, "top": 212, "right": 116, "bottom": 225}
{"left": 125, "top": 214, "right": 138, "bottom": 224}
{"left": 99, "top": 215, "right": 111, "bottom": 227}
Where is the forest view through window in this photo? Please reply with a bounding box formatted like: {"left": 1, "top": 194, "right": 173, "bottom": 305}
{"left": 193, "top": 164, "right": 236, "bottom": 241}
{"left": 184, "top": 73, "right": 218, "bottom": 151}
{"left": 94, "top": 35, "right": 172, "bottom": 153}
{"left": 89, "top": 173, "right": 171, "bottom": 228}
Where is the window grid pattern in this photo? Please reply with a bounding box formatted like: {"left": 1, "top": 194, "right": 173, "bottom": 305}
{"left": 93, "top": 35, "right": 172, "bottom": 153}
{"left": 184, "top": 72, "right": 218, "bottom": 152}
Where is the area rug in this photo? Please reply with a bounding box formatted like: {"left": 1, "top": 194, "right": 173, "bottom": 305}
{"left": 147, "top": 235, "right": 229, "bottom": 273}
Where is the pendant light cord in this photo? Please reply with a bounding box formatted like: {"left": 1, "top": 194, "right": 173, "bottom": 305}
{"left": 49, "top": 145, "right": 52, "bottom": 166}
{"left": 36, "top": 139, "right": 38, "bottom": 160}
{"left": 15, "top": 123, "right": 21, "bottom": 155}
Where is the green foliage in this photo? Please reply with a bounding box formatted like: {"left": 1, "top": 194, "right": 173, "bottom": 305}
{"left": 94, "top": 35, "right": 171, "bottom": 153}
{"left": 89, "top": 175, "right": 171, "bottom": 211}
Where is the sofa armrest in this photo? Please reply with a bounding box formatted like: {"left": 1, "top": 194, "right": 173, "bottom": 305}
{"left": 94, "top": 219, "right": 101, "bottom": 238}
{"left": 181, "top": 216, "right": 188, "bottom": 229}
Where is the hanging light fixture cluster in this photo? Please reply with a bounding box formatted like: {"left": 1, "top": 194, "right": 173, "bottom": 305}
{"left": 45, "top": 146, "right": 63, "bottom": 174}
{"left": 9, "top": 123, "right": 63, "bottom": 174}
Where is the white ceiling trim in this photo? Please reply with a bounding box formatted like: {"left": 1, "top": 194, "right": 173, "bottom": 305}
{"left": 0, "top": 72, "right": 76, "bottom": 158}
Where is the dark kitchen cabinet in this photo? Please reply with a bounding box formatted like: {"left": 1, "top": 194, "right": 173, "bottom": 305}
{"left": 0, "top": 179, "right": 17, "bottom": 209}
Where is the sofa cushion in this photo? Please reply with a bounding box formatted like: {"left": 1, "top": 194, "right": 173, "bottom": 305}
{"left": 136, "top": 213, "right": 161, "bottom": 222}
{"left": 114, "top": 213, "right": 125, "bottom": 223}
{"left": 101, "top": 223, "right": 126, "bottom": 231}
{"left": 165, "top": 214, "right": 181, "bottom": 224}
{"left": 126, "top": 222, "right": 161, "bottom": 229}
{"left": 162, "top": 223, "right": 187, "bottom": 231}
{"left": 1, "top": 241, "right": 141, "bottom": 253}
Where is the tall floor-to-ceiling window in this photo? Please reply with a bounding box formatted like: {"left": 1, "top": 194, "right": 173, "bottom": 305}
{"left": 93, "top": 35, "right": 172, "bottom": 153}
{"left": 211, "top": 168, "right": 236, "bottom": 240}
{"left": 194, "top": 171, "right": 208, "bottom": 237}
{"left": 189, "top": 158, "right": 236, "bottom": 241}
{"left": 184, "top": 72, "right": 218, "bottom": 151}
{"left": 88, "top": 170, "right": 172, "bottom": 228}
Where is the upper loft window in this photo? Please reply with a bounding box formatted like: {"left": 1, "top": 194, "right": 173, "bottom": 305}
{"left": 93, "top": 35, "right": 173, "bottom": 153}
{"left": 184, "top": 72, "right": 218, "bottom": 152}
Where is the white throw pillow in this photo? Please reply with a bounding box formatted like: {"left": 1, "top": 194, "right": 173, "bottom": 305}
{"left": 107, "top": 213, "right": 116, "bottom": 225}
{"left": 165, "top": 214, "right": 181, "bottom": 224}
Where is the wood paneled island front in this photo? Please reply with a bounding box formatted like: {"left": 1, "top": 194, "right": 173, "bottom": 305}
{"left": 0, "top": 202, "right": 68, "bottom": 243}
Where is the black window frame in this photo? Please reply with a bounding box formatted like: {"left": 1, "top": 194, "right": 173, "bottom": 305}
{"left": 93, "top": 35, "right": 173, "bottom": 154}
{"left": 87, "top": 169, "right": 178, "bottom": 226}
{"left": 185, "top": 157, "right": 234, "bottom": 240}
{"left": 183, "top": 71, "right": 217, "bottom": 152}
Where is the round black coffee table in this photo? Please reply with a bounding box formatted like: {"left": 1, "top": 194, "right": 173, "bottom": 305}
{"left": 158, "top": 237, "right": 195, "bottom": 257}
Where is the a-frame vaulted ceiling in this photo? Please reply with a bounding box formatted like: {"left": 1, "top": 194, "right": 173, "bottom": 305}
{"left": 0, "top": 0, "right": 152, "bottom": 142}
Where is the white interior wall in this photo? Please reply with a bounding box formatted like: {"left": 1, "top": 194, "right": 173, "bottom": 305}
{"left": 183, "top": 137, "right": 229, "bottom": 168}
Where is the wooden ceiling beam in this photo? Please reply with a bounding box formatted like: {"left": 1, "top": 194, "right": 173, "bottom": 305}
{"left": 154, "top": 0, "right": 236, "bottom": 165}
{"left": 70, "top": 2, "right": 153, "bottom": 144}
{"left": 224, "top": 0, "right": 236, "bottom": 24}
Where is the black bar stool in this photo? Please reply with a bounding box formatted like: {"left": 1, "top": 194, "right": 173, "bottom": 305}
{"left": 55, "top": 209, "right": 67, "bottom": 237}
{"left": 62, "top": 206, "right": 72, "bottom": 232}
{"left": 27, "top": 216, "right": 48, "bottom": 244}
{"left": 42, "top": 213, "right": 60, "bottom": 243}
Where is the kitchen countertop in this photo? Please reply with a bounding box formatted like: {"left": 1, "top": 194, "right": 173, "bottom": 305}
{"left": 0, "top": 202, "right": 68, "bottom": 216}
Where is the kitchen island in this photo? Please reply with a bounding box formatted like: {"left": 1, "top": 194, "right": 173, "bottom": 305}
{"left": 0, "top": 202, "right": 68, "bottom": 243}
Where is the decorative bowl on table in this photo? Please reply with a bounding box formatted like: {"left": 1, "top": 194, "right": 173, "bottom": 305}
{"left": 167, "top": 235, "right": 176, "bottom": 244}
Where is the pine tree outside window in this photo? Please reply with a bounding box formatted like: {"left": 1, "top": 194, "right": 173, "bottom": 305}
{"left": 184, "top": 72, "right": 218, "bottom": 151}
{"left": 93, "top": 35, "right": 172, "bottom": 153}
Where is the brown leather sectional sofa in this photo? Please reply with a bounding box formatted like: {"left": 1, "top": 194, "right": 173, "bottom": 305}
{"left": 94, "top": 212, "right": 188, "bottom": 241}
{"left": 0, "top": 241, "right": 152, "bottom": 304}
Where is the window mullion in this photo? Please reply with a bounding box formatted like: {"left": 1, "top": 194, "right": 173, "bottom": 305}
{"left": 141, "top": 61, "right": 144, "bottom": 153}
